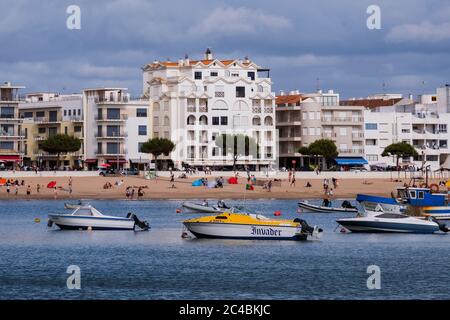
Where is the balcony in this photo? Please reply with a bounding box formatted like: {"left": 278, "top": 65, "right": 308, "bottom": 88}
{"left": 0, "top": 132, "right": 23, "bottom": 139}
{"left": 34, "top": 134, "right": 47, "bottom": 141}
{"left": 95, "top": 132, "right": 128, "bottom": 139}
{"left": 199, "top": 105, "right": 208, "bottom": 113}
{"left": 69, "top": 116, "right": 84, "bottom": 122}
{"left": 264, "top": 107, "right": 274, "bottom": 113}
{"left": 187, "top": 106, "right": 196, "bottom": 113}
{"left": 252, "top": 107, "right": 262, "bottom": 113}
{"left": 95, "top": 114, "right": 128, "bottom": 122}
{"left": 94, "top": 96, "right": 129, "bottom": 104}
{"left": 95, "top": 149, "right": 127, "bottom": 156}
{"left": 322, "top": 117, "right": 363, "bottom": 123}
{"left": 339, "top": 148, "right": 365, "bottom": 155}
{"left": 34, "top": 117, "right": 62, "bottom": 124}
{"left": 322, "top": 132, "right": 336, "bottom": 139}
{"left": 352, "top": 132, "right": 364, "bottom": 139}
{"left": 0, "top": 115, "right": 21, "bottom": 122}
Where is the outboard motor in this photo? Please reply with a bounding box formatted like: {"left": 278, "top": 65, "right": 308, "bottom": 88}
{"left": 294, "top": 218, "right": 323, "bottom": 235}
{"left": 430, "top": 217, "right": 450, "bottom": 233}
{"left": 47, "top": 219, "right": 54, "bottom": 227}
{"left": 127, "top": 212, "right": 150, "bottom": 231}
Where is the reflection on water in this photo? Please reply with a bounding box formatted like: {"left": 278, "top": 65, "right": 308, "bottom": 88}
{"left": 0, "top": 199, "right": 449, "bottom": 299}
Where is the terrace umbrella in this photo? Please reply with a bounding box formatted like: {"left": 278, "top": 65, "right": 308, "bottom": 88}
{"left": 99, "top": 163, "right": 111, "bottom": 168}
{"left": 47, "top": 181, "right": 57, "bottom": 188}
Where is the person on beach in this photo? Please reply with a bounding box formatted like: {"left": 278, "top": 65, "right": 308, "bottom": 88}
{"left": 36, "top": 184, "right": 40, "bottom": 193}
{"left": 131, "top": 188, "right": 135, "bottom": 199}
{"left": 305, "top": 181, "right": 312, "bottom": 188}
{"left": 14, "top": 185, "right": 18, "bottom": 196}
{"left": 53, "top": 187, "right": 57, "bottom": 199}
{"left": 137, "top": 187, "right": 144, "bottom": 199}
{"left": 69, "top": 177, "right": 73, "bottom": 187}
{"left": 288, "top": 169, "right": 292, "bottom": 183}
{"left": 267, "top": 180, "right": 273, "bottom": 192}
{"left": 125, "top": 187, "right": 131, "bottom": 199}
{"left": 6, "top": 184, "right": 10, "bottom": 195}
{"left": 332, "top": 177, "right": 338, "bottom": 189}
{"left": 290, "top": 172, "right": 296, "bottom": 187}
{"left": 26, "top": 185, "right": 31, "bottom": 196}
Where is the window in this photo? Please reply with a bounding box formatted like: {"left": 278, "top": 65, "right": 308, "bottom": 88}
{"left": 418, "top": 191, "right": 425, "bottom": 199}
{"left": 36, "top": 111, "right": 45, "bottom": 118}
{"left": 107, "top": 108, "right": 120, "bottom": 120}
{"left": 153, "top": 116, "right": 159, "bottom": 125}
{"left": 365, "top": 123, "right": 378, "bottom": 130}
{"left": 136, "top": 108, "right": 147, "bottom": 117}
{"left": 309, "top": 128, "right": 315, "bottom": 135}
{"left": 302, "top": 112, "right": 308, "bottom": 120}
{"left": 64, "top": 126, "right": 68, "bottom": 135}
{"left": 401, "top": 128, "right": 410, "bottom": 133}
{"left": 236, "top": 86, "right": 245, "bottom": 98}
{"left": 194, "top": 71, "right": 202, "bottom": 80}
{"left": 309, "top": 112, "right": 315, "bottom": 120}
{"left": 138, "top": 142, "right": 144, "bottom": 153}
{"left": 0, "top": 107, "right": 15, "bottom": 119}
{"left": 215, "top": 85, "right": 225, "bottom": 98}
{"left": 106, "top": 125, "right": 120, "bottom": 137}
{"left": 303, "top": 128, "right": 308, "bottom": 135}
{"left": 74, "top": 126, "right": 82, "bottom": 132}
{"left": 247, "top": 72, "right": 255, "bottom": 80}
{"left": 78, "top": 109, "right": 81, "bottom": 116}
{"left": 212, "top": 117, "right": 220, "bottom": 125}
{"left": 64, "top": 110, "right": 67, "bottom": 116}
{"left": 0, "top": 141, "right": 14, "bottom": 150}
{"left": 221, "top": 116, "right": 228, "bottom": 125}
{"left": 210, "top": 71, "right": 218, "bottom": 77}
{"left": 138, "top": 125, "right": 147, "bottom": 136}
{"left": 367, "top": 154, "right": 378, "bottom": 161}
{"left": 439, "top": 124, "right": 447, "bottom": 133}
{"left": 339, "top": 128, "right": 347, "bottom": 136}
{"left": 106, "top": 142, "right": 119, "bottom": 154}
{"left": 366, "top": 139, "right": 377, "bottom": 146}
{"left": 426, "top": 155, "right": 438, "bottom": 161}
{"left": 23, "top": 111, "right": 33, "bottom": 118}
{"left": 68, "top": 110, "right": 71, "bottom": 116}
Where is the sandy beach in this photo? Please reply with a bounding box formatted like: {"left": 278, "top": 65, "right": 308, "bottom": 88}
{"left": 0, "top": 174, "right": 447, "bottom": 200}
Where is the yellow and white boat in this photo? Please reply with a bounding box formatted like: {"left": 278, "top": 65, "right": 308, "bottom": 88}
{"left": 183, "top": 212, "right": 322, "bottom": 241}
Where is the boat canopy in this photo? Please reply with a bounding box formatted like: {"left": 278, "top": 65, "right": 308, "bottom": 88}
{"left": 71, "top": 205, "right": 103, "bottom": 217}
{"left": 334, "top": 157, "right": 368, "bottom": 165}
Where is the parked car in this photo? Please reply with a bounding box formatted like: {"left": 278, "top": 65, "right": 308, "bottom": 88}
{"left": 121, "top": 168, "right": 140, "bottom": 176}
{"left": 99, "top": 168, "right": 116, "bottom": 176}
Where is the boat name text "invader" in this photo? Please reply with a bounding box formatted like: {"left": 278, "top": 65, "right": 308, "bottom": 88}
{"left": 251, "top": 226, "right": 281, "bottom": 236}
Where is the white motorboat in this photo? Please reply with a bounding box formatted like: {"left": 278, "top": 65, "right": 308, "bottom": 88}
{"left": 336, "top": 208, "right": 449, "bottom": 234}
{"left": 48, "top": 205, "right": 150, "bottom": 231}
{"left": 298, "top": 200, "right": 358, "bottom": 213}
{"left": 181, "top": 201, "right": 229, "bottom": 214}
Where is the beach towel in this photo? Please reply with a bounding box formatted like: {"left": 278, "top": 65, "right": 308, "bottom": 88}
{"left": 0, "top": 178, "right": 6, "bottom": 186}
{"left": 207, "top": 181, "right": 217, "bottom": 188}
{"left": 228, "top": 177, "right": 238, "bottom": 184}
{"left": 47, "top": 181, "right": 57, "bottom": 188}
{"left": 246, "top": 184, "right": 254, "bottom": 190}
{"left": 191, "top": 179, "right": 202, "bottom": 187}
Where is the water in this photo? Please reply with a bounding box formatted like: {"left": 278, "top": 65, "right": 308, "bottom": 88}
{"left": 0, "top": 199, "right": 449, "bottom": 300}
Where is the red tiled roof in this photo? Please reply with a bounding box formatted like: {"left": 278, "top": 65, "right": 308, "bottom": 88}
{"left": 276, "top": 94, "right": 302, "bottom": 106}
{"left": 340, "top": 98, "right": 402, "bottom": 108}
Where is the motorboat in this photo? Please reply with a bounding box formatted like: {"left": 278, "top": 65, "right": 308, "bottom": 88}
{"left": 357, "top": 187, "right": 446, "bottom": 214}
{"left": 64, "top": 201, "right": 83, "bottom": 209}
{"left": 298, "top": 200, "right": 358, "bottom": 213}
{"left": 181, "top": 201, "right": 229, "bottom": 214}
{"left": 48, "top": 205, "right": 150, "bottom": 231}
{"left": 336, "top": 208, "right": 449, "bottom": 234}
{"left": 183, "top": 212, "right": 323, "bottom": 241}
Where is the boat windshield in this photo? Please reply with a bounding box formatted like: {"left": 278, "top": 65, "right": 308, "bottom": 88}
{"left": 375, "top": 213, "right": 408, "bottom": 219}
{"left": 72, "top": 207, "right": 95, "bottom": 216}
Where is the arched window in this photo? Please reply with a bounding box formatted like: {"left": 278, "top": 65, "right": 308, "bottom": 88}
{"left": 153, "top": 102, "right": 160, "bottom": 112}
{"left": 212, "top": 100, "right": 228, "bottom": 110}
{"left": 264, "top": 116, "right": 273, "bottom": 126}
{"left": 187, "top": 115, "right": 196, "bottom": 125}
{"left": 252, "top": 116, "right": 261, "bottom": 126}
{"left": 233, "top": 100, "right": 249, "bottom": 111}
{"left": 199, "top": 115, "right": 208, "bottom": 125}
{"left": 164, "top": 116, "right": 170, "bottom": 126}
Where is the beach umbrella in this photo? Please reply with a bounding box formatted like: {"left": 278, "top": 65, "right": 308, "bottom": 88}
{"left": 99, "top": 163, "right": 111, "bottom": 167}
{"left": 0, "top": 178, "right": 6, "bottom": 186}
{"left": 47, "top": 181, "right": 57, "bottom": 188}
{"left": 446, "top": 180, "right": 450, "bottom": 188}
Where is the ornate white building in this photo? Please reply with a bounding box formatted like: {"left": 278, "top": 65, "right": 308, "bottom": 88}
{"left": 142, "top": 49, "right": 277, "bottom": 170}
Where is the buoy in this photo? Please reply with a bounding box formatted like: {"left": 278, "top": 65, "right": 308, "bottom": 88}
{"left": 297, "top": 208, "right": 302, "bottom": 213}
{"left": 87, "top": 226, "right": 92, "bottom": 231}
{"left": 340, "top": 228, "right": 347, "bottom": 233}
{"left": 34, "top": 218, "right": 41, "bottom": 223}
{"left": 274, "top": 210, "right": 281, "bottom": 216}
{"left": 176, "top": 209, "right": 182, "bottom": 213}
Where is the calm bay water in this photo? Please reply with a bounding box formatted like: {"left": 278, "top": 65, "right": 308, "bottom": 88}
{"left": 0, "top": 199, "right": 449, "bottom": 300}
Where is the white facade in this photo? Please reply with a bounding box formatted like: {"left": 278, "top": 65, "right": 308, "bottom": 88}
{"left": 363, "top": 87, "right": 450, "bottom": 170}
{"left": 142, "top": 49, "right": 277, "bottom": 170}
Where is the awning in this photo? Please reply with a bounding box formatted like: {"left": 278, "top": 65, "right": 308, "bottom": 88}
{"left": 106, "top": 158, "right": 127, "bottom": 164}
{"left": 84, "top": 159, "right": 98, "bottom": 164}
{"left": 0, "top": 155, "right": 20, "bottom": 162}
{"left": 335, "top": 157, "right": 368, "bottom": 165}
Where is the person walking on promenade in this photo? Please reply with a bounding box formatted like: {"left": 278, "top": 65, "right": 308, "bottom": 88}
{"left": 290, "top": 174, "right": 296, "bottom": 187}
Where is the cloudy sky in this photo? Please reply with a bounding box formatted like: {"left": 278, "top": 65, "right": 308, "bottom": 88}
{"left": 1, "top": 0, "right": 450, "bottom": 98}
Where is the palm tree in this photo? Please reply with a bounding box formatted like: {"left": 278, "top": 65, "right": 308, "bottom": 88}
{"left": 140, "top": 137, "right": 175, "bottom": 175}
{"left": 40, "top": 134, "right": 81, "bottom": 169}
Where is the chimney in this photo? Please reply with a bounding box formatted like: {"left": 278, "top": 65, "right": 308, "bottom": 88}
{"left": 204, "top": 48, "right": 213, "bottom": 60}
{"left": 184, "top": 53, "right": 190, "bottom": 66}
{"left": 279, "top": 90, "right": 285, "bottom": 96}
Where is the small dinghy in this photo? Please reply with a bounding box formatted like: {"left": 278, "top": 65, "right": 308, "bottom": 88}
{"left": 64, "top": 201, "right": 83, "bottom": 209}
{"left": 48, "top": 205, "right": 150, "bottom": 231}
{"left": 181, "top": 201, "right": 229, "bottom": 214}
{"left": 298, "top": 200, "right": 358, "bottom": 213}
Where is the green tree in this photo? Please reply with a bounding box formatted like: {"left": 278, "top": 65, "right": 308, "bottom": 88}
{"left": 382, "top": 142, "right": 418, "bottom": 174}
{"left": 298, "top": 139, "right": 338, "bottom": 169}
{"left": 215, "top": 134, "right": 259, "bottom": 171}
{"left": 40, "top": 134, "right": 81, "bottom": 169}
{"left": 140, "top": 137, "right": 175, "bottom": 174}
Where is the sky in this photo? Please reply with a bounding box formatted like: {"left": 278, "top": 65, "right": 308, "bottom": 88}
{"left": 1, "top": 0, "right": 450, "bottom": 98}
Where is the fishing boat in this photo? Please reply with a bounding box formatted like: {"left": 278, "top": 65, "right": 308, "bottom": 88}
{"left": 181, "top": 201, "right": 228, "bottom": 214}
{"left": 336, "top": 209, "right": 449, "bottom": 234}
{"left": 48, "top": 205, "right": 150, "bottom": 231}
{"left": 298, "top": 200, "right": 358, "bottom": 213}
{"left": 183, "top": 212, "right": 322, "bottom": 241}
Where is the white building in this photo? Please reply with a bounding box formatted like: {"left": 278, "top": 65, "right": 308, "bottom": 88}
{"left": 342, "top": 85, "right": 450, "bottom": 171}
{"left": 142, "top": 49, "right": 277, "bottom": 170}
{"left": 82, "top": 88, "right": 150, "bottom": 169}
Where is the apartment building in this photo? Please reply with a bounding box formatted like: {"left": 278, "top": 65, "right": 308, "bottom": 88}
{"left": 0, "top": 82, "right": 25, "bottom": 168}
{"left": 341, "top": 85, "right": 450, "bottom": 171}
{"left": 276, "top": 89, "right": 365, "bottom": 169}
{"left": 18, "top": 93, "right": 83, "bottom": 169}
{"left": 142, "top": 49, "right": 277, "bottom": 170}
{"left": 82, "top": 88, "right": 150, "bottom": 170}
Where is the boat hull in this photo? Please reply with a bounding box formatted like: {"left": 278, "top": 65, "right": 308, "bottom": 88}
{"left": 49, "top": 214, "right": 135, "bottom": 231}
{"left": 298, "top": 202, "right": 358, "bottom": 213}
{"left": 337, "top": 218, "right": 439, "bottom": 234}
{"left": 181, "top": 202, "right": 226, "bottom": 213}
{"left": 183, "top": 222, "right": 307, "bottom": 240}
